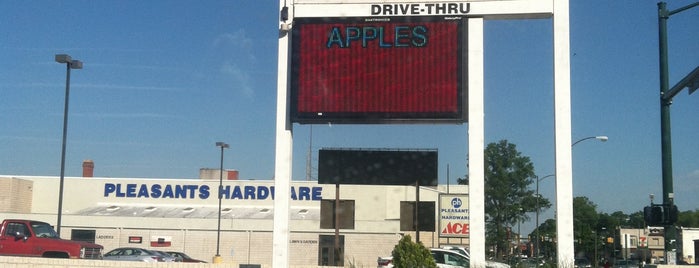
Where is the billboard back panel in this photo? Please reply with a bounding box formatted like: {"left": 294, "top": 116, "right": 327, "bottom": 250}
{"left": 318, "top": 148, "right": 438, "bottom": 186}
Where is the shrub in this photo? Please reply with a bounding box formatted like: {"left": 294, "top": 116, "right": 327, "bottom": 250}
{"left": 391, "top": 235, "right": 437, "bottom": 268}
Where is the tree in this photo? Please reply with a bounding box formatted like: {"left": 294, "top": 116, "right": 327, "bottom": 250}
{"left": 573, "top": 196, "right": 599, "bottom": 260}
{"left": 391, "top": 235, "right": 437, "bottom": 268}
{"left": 460, "top": 140, "right": 551, "bottom": 259}
{"left": 677, "top": 209, "right": 699, "bottom": 227}
{"left": 530, "top": 218, "right": 557, "bottom": 261}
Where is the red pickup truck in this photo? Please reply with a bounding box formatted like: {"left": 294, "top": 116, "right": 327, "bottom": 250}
{"left": 0, "top": 219, "right": 103, "bottom": 259}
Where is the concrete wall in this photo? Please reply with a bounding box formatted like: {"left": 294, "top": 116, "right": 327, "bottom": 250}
{"left": 0, "top": 255, "right": 341, "bottom": 268}
{"left": 0, "top": 177, "right": 32, "bottom": 213}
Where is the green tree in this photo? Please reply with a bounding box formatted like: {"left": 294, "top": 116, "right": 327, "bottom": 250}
{"left": 529, "top": 218, "right": 557, "bottom": 261}
{"left": 573, "top": 196, "right": 600, "bottom": 260}
{"left": 627, "top": 211, "right": 645, "bottom": 228}
{"left": 678, "top": 209, "right": 699, "bottom": 227}
{"left": 391, "top": 235, "right": 436, "bottom": 268}
{"left": 459, "top": 140, "right": 551, "bottom": 259}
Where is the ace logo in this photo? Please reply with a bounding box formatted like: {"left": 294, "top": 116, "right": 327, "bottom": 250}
{"left": 442, "top": 222, "right": 469, "bottom": 235}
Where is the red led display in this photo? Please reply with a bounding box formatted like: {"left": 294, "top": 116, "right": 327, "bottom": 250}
{"left": 290, "top": 16, "right": 467, "bottom": 124}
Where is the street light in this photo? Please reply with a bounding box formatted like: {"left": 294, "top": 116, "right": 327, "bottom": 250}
{"left": 214, "top": 141, "right": 229, "bottom": 264}
{"left": 534, "top": 136, "right": 606, "bottom": 261}
{"left": 535, "top": 174, "right": 555, "bottom": 260}
{"left": 571, "top": 136, "right": 608, "bottom": 147}
{"left": 54, "top": 54, "right": 82, "bottom": 237}
{"left": 658, "top": 2, "right": 699, "bottom": 263}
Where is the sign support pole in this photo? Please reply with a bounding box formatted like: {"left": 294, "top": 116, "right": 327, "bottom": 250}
{"left": 272, "top": 1, "right": 294, "bottom": 267}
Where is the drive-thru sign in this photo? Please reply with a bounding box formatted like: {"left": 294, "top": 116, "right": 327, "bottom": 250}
{"left": 274, "top": 0, "right": 574, "bottom": 267}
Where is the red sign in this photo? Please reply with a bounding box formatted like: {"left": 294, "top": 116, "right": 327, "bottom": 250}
{"left": 290, "top": 16, "right": 467, "bottom": 124}
{"left": 441, "top": 222, "right": 469, "bottom": 235}
{"left": 128, "top": 236, "right": 142, "bottom": 244}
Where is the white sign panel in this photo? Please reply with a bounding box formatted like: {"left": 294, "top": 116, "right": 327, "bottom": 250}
{"left": 293, "top": 0, "right": 552, "bottom": 19}
{"left": 439, "top": 193, "right": 469, "bottom": 238}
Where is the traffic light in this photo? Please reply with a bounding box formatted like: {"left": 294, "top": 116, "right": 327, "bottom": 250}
{"left": 644, "top": 205, "right": 663, "bottom": 226}
{"left": 643, "top": 204, "right": 679, "bottom": 226}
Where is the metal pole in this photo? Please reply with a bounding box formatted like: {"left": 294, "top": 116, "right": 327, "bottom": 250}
{"left": 215, "top": 142, "right": 228, "bottom": 262}
{"left": 216, "top": 145, "right": 224, "bottom": 256}
{"left": 594, "top": 230, "right": 598, "bottom": 268}
{"left": 334, "top": 183, "right": 340, "bottom": 266}
{"left": 56, "top": 63, "right": 71, "bottom": 237}
{"left": 415, "top": 180, "right": 420, "bottom": 242}
{"left": 534, "top": 174, "right": 554, "bottom": 261}
{"left": 658, "top": 2, "right": 676, "bottom": 263}
{"left": 657, "top": 1, "right": 699, "bottom": 263}
{"left": 534, "top": 176, "right": 541, "bottom": 260}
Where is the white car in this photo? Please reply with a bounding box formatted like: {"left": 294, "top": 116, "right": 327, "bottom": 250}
{"left": 377, "top": 248, "right": 470, "bottom": 268}
{"left": 441, "top": 246, "right": 511, "bottom": 268}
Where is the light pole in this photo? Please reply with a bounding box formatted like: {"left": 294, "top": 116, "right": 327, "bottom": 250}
{"left": 658, "top": 2, "right": 699, "bottom": 264}
{"left": 54, "top": 54, "right": 82, "bottom": 237}
{"left": 536, "top": 136, "right": 606, "bottom": 261}
{"left": 594, "top": 229, "right": 599, "bottom": 268}
{"left": 518, "top": 207, "right": 523, "bottom": 262}
{"left": 214, "top": 141, "right": 229, "bottom": 264}
{"left": 535, "top": 174, "right": 555, "bottom": 260}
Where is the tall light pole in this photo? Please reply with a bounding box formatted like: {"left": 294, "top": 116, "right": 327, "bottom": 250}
{"left": 535, "top": 174, "right": 555, "bottom": 260}
{"left": 54, "top": 54, "right": 82, "bottom": 237}
{"left": 571, "top": 135, "right": 608, "bottom": 261}
{"left": 536, "top": 136, "right": 606, "bottom": 261}
{"left": 214, "top": 141, "right": 229, "bottom": 264}
{"left": 658, "top": 2, "right": 699, "bottom": 264}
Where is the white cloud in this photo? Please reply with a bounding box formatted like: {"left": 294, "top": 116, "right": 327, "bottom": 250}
{"left": 211, "top": 30, "right": 258, "bottom": 99}
{"left": 213, "top": 30, "right": 256, "bottom": 63}
{"left": 219, "top": 61, "right": 254, "bottom": 98}
{"left": 72, "top": 112, "right": 176, "bottom": 119}
{"left": 75, "top": 83, "right": 182, "bottom": 92}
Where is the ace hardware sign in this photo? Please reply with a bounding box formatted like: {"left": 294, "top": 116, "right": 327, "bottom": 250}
{"left": 439, "top": 193, "right": 469, "bottom": 237}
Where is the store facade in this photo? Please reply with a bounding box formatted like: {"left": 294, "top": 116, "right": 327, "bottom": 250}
{"left": 0, "top": 173, "right": 468, "bottom": 266}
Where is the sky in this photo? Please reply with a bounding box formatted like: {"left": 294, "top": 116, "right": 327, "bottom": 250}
{"left": 1, "top": 1, "right": 697, "bottom": 234}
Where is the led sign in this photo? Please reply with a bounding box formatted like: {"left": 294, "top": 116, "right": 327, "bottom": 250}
{"left": 290, "top": 16, "right": 468, "bottom": 123}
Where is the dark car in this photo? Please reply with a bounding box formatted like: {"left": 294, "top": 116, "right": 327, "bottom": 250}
{"left": 575, "top": 258, "right": 592, "bottom": 268}
{"left": 166, "top": 251, "right": 207, "bottom": 263}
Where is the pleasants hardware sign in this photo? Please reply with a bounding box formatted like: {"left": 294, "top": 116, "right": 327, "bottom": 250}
{"left": 103, "top": 183, "right": 322, "bottom": 201}
{"left": 439, "top": 194, "right": 469, "bottom": 237}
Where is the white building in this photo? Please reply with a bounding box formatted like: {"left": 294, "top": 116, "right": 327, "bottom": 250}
{"left": 0, "top": 166, "right": 469, "bottom": 267}
{"left": 618, "top": 227, "right": 699, "bottom": 264}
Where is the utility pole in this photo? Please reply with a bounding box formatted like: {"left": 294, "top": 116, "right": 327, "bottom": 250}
{"left": 657, "top": 1, "right": 699, "bottom": 264}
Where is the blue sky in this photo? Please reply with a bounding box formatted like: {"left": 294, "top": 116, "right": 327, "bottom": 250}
{"left": 1, "top": 1, "right": 697, "bottom": 233}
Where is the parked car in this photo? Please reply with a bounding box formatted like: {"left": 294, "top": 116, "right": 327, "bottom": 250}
{"left": 441, "top": 246, "right": 510, "bottom": 268}
{"left": 378, "top": 248, "right": 471, "bottom": 268}
{"left": 166, "top": 251, "right": 207, "bottom": 263}
{"left": 613, "top": 259, "right": 638, "bottom": 268}
{"left": 103, "top": 247, "right": 165, "bottom": 262}
{"left": 153, "top": 250, "right": 177, "bottom": 262}
{"left": 575, "top": 258, "right": 592, "bottom": 268}
{"left": 0, "top": 219, "right": 103, "bottom": 259}
{"left": 377, "top": 256, "right": 393, "bottom": 267}
{"left": 431, "top": 248, "right": 470, "bottom": 267}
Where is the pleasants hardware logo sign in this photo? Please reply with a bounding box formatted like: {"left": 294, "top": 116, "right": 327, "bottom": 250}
{"left": 439, "top": 194, "right": 469, "bottom": 237}
{"left": 103, "top": 183, "right": 322, "bottom": 201}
